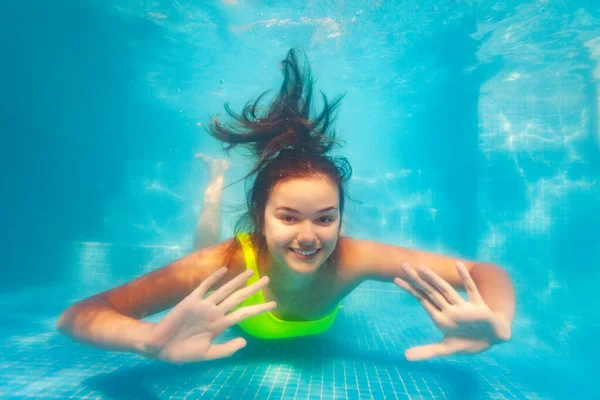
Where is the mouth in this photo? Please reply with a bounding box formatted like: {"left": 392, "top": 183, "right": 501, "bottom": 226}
{"left": 289, "top": 248, "right": 321, "bottom": 259}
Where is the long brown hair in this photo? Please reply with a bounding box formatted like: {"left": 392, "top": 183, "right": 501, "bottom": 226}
{"left": 207, "top": 48, "right": 352, "bottom": 262}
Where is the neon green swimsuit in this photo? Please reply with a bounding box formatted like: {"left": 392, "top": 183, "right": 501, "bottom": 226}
{"left": 235, "top": 232, "right": 341, "bottom": 339}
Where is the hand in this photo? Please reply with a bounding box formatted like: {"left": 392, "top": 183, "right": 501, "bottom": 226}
{"left": 144, "top": 267, "right": 275, "bottom": 363}
{"left": 394, "top": 262, "right": 511, "bottom": 361}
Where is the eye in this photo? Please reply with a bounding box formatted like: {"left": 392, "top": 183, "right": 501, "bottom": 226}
{"left": 281, "top": 216, "right": 297, "bottom": 223}
{"left": 318, "top": 216, "right": 334, "bottom": 224}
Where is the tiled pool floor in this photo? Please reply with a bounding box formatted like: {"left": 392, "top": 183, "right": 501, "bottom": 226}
{"left": 0, "top": 283, "right": 591, "bottom": 400}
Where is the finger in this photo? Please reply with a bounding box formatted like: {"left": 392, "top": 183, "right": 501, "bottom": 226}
{"left": 394, "top": 278, "right": 441, "bottom": 317}
{"left": 190, "top": 266, "right": 229, "bottom": 298}
{"left": 223, "top": 301, "right": 277, "bottom": 328}
{"left": 456, "top": 262, "right": 483, "bottom": 304}
{"left": 401, "top": 263, "right": 450, "bottom": 310}
{"left": 417, "top": 265, "right": 465, "bottom": 305}
{"left": 218, "top": 275, "right": 271, "bottom": 311}
{"left": 206, "top": 269, "right": 255, "bottom": 304}
{"left": 405, "top": 342, "right": 451, "bottom": 361}
{"left": 204, "top": 337, "right": 247, "bottom": 360}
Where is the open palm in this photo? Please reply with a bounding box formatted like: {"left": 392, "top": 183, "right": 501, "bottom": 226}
{"left": 145, "top": 267, "right": 276, "bottom": 363}
{"left": 394, "top": 262, "right": 511, "bottom": 361}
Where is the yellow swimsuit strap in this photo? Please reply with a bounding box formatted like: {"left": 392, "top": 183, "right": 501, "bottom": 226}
{"left": 235, "top": 232, "right": 341, "bottom": 339}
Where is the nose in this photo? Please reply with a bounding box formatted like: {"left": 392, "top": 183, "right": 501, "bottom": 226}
{"left": 297, "top": 221, "right": 317, "bottom": 246}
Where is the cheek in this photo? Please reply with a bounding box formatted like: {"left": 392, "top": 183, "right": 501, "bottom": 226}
{"left": 324, "top": 235, "right": 339, "bottom": 252}
{"left": 264, "top": 220, "right": 292, "bottom": 246}
{"left": 325, "top": 224, "right": 341, "bottom": 240}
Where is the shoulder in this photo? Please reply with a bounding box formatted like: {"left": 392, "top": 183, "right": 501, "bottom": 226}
{"left": 334, "top": 236, "right": 478, "bottom": 286}
{"left": 334, "top": 236, "right": 416, "bottom": 281}
{"left": 189, "top": 237, "right": 248, "bottom": 281}
{"left": 336, "top": 236, "right": 414, "bottom": 262}
{"left": 97, "top": 238, "right": 247, "bottom": 318}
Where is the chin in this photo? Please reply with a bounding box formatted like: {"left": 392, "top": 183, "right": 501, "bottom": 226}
{"left": 287, "top": 263, "right": 320, "bottom": 275}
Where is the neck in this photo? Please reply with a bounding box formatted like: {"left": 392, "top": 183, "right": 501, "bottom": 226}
{"left": 271, "top": 262, "right": 316, "bottom": 293}
{"left": 259, "top": 250, "right": 318, "bottom": 295}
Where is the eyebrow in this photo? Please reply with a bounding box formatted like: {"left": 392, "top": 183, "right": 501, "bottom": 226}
{"left": 275, "top": 206, "right": 338, "bottom": 213}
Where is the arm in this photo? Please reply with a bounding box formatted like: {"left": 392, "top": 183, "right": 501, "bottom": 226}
{"left": 341, "top": 238, "right": 515, "bottom": 325}
{"left": 56, "top": 296, "right": 156, "bottom": 356}
{"left": 56, "top": 238, "right": 241, "bottom": 356}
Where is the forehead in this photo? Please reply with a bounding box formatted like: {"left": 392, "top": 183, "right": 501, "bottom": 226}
{"left": 268, "top": 176, "right": 339, "bottom": 209}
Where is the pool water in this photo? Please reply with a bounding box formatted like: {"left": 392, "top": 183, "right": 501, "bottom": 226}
{"left": 0, "top": 247, "right": 593, "bottom": 399}
{"left": 0, "top": 245, "right": 596, "bottom": 399}
{"left": 2, "top": 0, "right": 600, "bottom": 399}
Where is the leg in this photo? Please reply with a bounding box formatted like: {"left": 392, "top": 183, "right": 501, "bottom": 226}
{"left": 194, "top": 153, "right": 230, "bottom": 250}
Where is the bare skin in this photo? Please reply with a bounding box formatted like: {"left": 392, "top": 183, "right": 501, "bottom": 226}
{"left": 57, "top": 176, "right": 515, "bottom": 363}
{"left": 193, "top": 153, "right": 230, "bottom": 250}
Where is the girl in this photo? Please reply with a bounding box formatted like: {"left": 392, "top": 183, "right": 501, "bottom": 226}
{"left": 57, "top": 49, "right": 515, "bottom": 364}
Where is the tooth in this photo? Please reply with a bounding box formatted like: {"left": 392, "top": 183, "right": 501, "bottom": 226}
{"left": 292, "top": 249, "right": 317, "bottom": 255}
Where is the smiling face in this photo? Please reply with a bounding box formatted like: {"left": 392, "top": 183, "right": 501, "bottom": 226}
{"left": 262, "top": 175, "right": 341, "bottom": 277}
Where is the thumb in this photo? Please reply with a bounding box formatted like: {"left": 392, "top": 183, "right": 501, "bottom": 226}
{"left": 205, "top": 337, "right": 247, "bottom": 360}
{"left": 405, "top": 342, "right": 450, "bottom": 361}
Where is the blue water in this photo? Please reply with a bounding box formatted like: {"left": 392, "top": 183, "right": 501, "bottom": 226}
{"left": 1, "top": 0, "right": 599, "bottom": 399}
